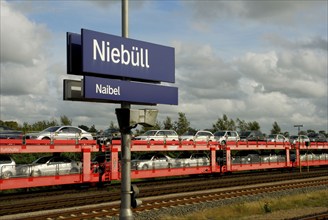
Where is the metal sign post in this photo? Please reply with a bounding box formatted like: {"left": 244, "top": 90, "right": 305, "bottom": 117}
{"left": 119, "top": 104, "right": 133, "bottom": 220}
{"left": 64, "top": 1, "right": 176, "bottom": 219}
{"left": 119, "top": 0, "right": 133, "bottom": 219}
{"left": 116, "top": 108, "right": 157, "bottom": 220}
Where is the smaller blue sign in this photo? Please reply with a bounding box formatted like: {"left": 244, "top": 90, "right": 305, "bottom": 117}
{"left": 67, "top": 32, "right": 82, "bottom": 74}
{"left": 82, "top": 29, "right": 175, "bottom": 83}
{"left": 83, "top": 76, "right": 178, "bottom": 105}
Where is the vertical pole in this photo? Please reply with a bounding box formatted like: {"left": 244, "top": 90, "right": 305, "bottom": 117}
{"left": 226, "top": 147, "right": 231, "bottom": 172}
{"left": 298, "top": 127, "right": 301, "bottom": 173}
{"left": 294, "top": 125, "right": 303, "bottom": 173}
{"left": 120, "top": 0, "right": 133, "bottom": 219}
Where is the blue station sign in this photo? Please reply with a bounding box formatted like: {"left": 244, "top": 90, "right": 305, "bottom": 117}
{"left": 67, "top": 32, "right": 81, "bottom": 75}
{"left": 66, "top": 29, "right": 178, "bottom": 106}
{"left": 83, "top": 76, "right": 178, "bottom": 105}
{"left": 78, "top": 29, "right": 175, "bottom": 83}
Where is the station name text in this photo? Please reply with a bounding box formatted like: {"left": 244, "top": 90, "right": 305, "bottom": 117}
{"left": 93, "top": 39, "right": 150, "bottom": 69}
{"left": 96, "top": 83, "right": 120, "bottom": 96}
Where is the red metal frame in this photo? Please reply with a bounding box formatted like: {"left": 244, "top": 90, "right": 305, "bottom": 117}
{"left": 0, "top": 139, "right": 327, "bottom": 191}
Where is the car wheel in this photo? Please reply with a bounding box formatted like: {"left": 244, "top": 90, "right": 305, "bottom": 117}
{"left": 221, "top": 140, "right": 226, "bottom": 145}
{"left": 32, "top": 170, "right": 41, "bottom": 177}
{"left": 18, "top": 166, "right": 28, "bottom": 176}
{"left": 42, "top": 137, "right": 50, "bottom": 140}
{"left": 81, "top": 138, "right": 87, "bottom": 140}
{"left": 141, "top": 164, "right": 149, "bottom": 170}
{"left": 1, "top": 171, "right": 13, "bottom": 179}
{"left": 70, "top": 168, "right": 79, "bottom": 174}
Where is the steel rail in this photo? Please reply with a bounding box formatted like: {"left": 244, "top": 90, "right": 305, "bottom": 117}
{"left": 1, "top": 170, "right": 327, "bottom": 217}
{"left": 9, "top": 177, "right": 327, "bottom": 220}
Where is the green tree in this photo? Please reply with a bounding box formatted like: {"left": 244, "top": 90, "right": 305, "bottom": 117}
{"left": 319, "top": 130, "right": 327, "bottom": 137}
{"left": 283, "top": 131, "right": 290, "bottom": 137}
{"left": 186, "top": 127, "right": 197, "bottom": 134}
{"left": 22, "top": 122, "right": 30, "bottom": 133}
{"left": 136, "top": 121, "right": 162, "bottom": 135}
{"left": 212, "top": 114, "right": 236, "bottom": 131}
{"left": 247, "top": 121, "right": 261, "bottom": 131}
{"left": 151, "top": 121, "right": 162, "bottom": 130}
{"left": 163, "top": 116, "right": 173, "bottom": 130}
{"left": 109, "top": 121, "right": 118, "bottom": 129}
{"left": 173, "top": 112, "right": 190, "bottom": 135}
{"left": 271, "top": 121, "right": 281, "bottom": 134}
{"left": 236, "top": 118, "right": 248, "bottom": 131}
{"left": 89, "top": 125, "right": 97, "bottom": 133}
{"left": 0, "top": 120, "right": 20, "bottom": 130}
{"left": 236, "top": 118, "right": 261, "bottom": 131}
{"left": 299, "top": 130, "right": 307, "bottom": 135}
{"left": 307, "top": 129, "right": 315, "bottom": 134}
{"left": 78, "top": 125, "right": 89, "bottom": 131}
{"left": 31, "top": 120, "right": 58, "bottom": 131}
{"left": 60, "top": 115, "right": 72, "bottom": 125}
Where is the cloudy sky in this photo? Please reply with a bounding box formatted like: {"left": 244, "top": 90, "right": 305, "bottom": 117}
{"left": 0, "top": 0, "right": 327, "bottom": 134}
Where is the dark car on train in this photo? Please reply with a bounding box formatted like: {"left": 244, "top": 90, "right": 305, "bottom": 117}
{"left": 0, "top": 126, "right": 23, "bottom": 139}
{"left": 96, "top": 128, "right": 121, "bottom": 145}
{"left": 307, "top": 133, "right": 327, "bottom": 142}
{"left": 239, "top": 130, "right": 265, "bottom": 141}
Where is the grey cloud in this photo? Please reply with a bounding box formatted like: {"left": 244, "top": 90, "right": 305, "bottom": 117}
{"left": 0, "top": 1, "right": 50, "bottom": 96}
{"left": 235, "top": 50, "right": 326, "bottom": 99}
{"left": 89, "top": 0, "right": 145, "bottom": 9}
{"left": 174, "top": 41, "right": 242, "bottom": 100}
{"left": 0, "top": 0, "right": 326, "bottom": 134}
{"left": 184, "top": 1, "right": 323, "bottom": 25}
{"left": 264, "top": 34, "right": 328, "bottom": 51}
{"left": 0, "top": 1, "right": 51, "bottom": 66}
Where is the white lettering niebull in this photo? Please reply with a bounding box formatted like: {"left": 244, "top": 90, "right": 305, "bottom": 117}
{"left": 93, "top": 39, "right": 150, "bottom": 68}
{"left": 96, "top": 84, "right": 120, "bottom": 95}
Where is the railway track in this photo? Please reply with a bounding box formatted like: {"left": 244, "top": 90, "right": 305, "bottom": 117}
{"left": 0, "top": 169, "right": 286, "bottom": 201}
{"left": 4, "top": 176, "right": 327, "bottom": 220}
{"left": 1, "top": 170, "right": 327, "bottom": 216}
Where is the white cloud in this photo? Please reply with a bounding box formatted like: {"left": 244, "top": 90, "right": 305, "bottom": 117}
{"left": 0, "top": 1, "right": 50, "bottom": 65}
{"left": 184, "top": 1, "right": 324, "bottom": 26}
{"left": 236, "top": 50, "right": 327, "bottom": 98}
{"left": 0, "top": 1, "right": 326, "bottom": 135}
{"left": 0, "top": 1, "right": 51, "bottom": 96}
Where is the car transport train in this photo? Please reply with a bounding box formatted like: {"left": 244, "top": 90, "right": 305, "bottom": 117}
{"left": 0, "top": 138, "right": 327, "bottom": 191}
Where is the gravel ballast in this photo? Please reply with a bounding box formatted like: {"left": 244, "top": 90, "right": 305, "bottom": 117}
{"left": 131, "top": 185, "right": 327, "bottom": 220}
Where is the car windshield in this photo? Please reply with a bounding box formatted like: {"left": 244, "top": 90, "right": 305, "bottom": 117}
{"left": 142, "top": 130, "right": 157, "bottom": 136}
{"left": 182, "top": 131, "right": 196, "bottom": 136}
{"left": 103, "top": 129, "right": 119, "bottom": 135}
{"left": 290, "top": 136, "right": 298, "bottom": 139}
{"left": 192, "top": 153, "right": 206, "bottom": 159}
{"left": 92, "top": 155, "right": 106, "bottom": 163}
{"left": 214, "top": 131, "right": 226, "bottom": 136}
{"left": 268, "top": 135, "right": 275, "bottom": 138}
{"left": 307, "top": 133, "right": 317, "bottom": 138}
{"left": 33, "top": 157, "right": 52, "bottom": 164}
{"left": 137, "top": 154, "right": 156, "bottom": 160}
{"left": 0, "top": 126, "right": 14, "bottom": 132}
{"left": 42, "top": 126, "right": 61, "bottom": 132}
{"left": 177, "top": 152, "right": 191, "bottom": 158}
{"left": 0, "top": 155, "right": 12, "bottom": 163}
{"left": 240, "top": 131, "right": 251, "bottom": 137}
